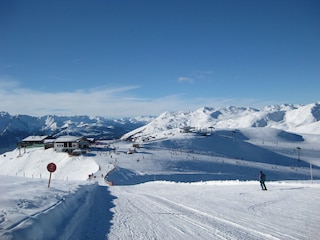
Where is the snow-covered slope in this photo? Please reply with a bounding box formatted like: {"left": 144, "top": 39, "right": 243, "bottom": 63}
{"left": 1, "top": 129, "right": 320, "bottom": 239}
{"left": 1, "top": 120, "right": 320, "bottom": 239}
{"left": 0, "top": 148, "right": 99, "bottom": 180}
{"left": 122, "top": 102, "right": 320, "bottom": 141}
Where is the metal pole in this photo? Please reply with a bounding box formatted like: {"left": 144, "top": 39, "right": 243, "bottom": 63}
{"left": 310, "top": 163, "right": 313, "bottom": 183}
{"left": 296, "top": 147, "right": 301, "bottom": 161}
{"left": 48, "top": 172, "right": 52, "bottom": 188}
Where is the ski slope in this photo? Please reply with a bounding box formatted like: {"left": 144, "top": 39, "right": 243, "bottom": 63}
{"left": 0, "top": 128, "right": 320, "bottom": 239}
{"left": 1, "top": 176, "right": 319, "bottom": 240}
{"left": 108, "top": 181, "right": 320, "bottom": 240}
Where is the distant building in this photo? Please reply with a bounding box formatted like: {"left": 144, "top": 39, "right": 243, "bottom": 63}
{"left": 19, "top": 135, "right": 54, "bottom": 148}
{"left": 54, "top": 136, "right": 90, "bottom": 153}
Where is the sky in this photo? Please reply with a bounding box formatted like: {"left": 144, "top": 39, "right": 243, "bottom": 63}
{"left": 0, "top": 0, "right": 319, "bottom": 118}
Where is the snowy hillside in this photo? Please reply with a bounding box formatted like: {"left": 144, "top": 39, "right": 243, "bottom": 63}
{"left": 122, "top": 101, "right": 320, "bottom": 141}
{"left": 1, "top": 124, "right": 320, "bottom": 239}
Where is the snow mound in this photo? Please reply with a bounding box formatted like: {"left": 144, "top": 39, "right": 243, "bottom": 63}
{"left": 0, "top": 148, "right": 99, "bottom": 181}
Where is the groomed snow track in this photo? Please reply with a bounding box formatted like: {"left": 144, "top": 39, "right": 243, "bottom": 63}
{"left": 1, "top": 183, "right": 115, "bottom": 240}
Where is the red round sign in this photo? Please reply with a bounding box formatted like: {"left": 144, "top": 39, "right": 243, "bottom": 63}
{"left": 47, "top": 163, "right": 57, "bottom": 173}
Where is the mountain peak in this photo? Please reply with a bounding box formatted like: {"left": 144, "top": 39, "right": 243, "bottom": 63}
{"left": 123, "top": 102, "right": 320, "bottom": 141}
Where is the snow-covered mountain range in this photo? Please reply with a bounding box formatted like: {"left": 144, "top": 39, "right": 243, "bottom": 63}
{"left": 1, "top": 101, "right": 319, "bottom": 153}
{"left": 0, "top": 113, "right": 152, "bottom": 154}
{"left": 122, "top": 101, "right": 320, "bottom": 141}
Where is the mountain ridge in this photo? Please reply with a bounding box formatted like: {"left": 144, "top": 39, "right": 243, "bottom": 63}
{"left": 0, "top": 113, "right": 153, "bottom": 153}
{"left": 122, "top": 101, "right": 320, "bottom": 141}
{"left": 1, "top": 101, "right": 320, "bottom": 153}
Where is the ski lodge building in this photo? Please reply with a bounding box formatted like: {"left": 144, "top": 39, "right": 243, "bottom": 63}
{"left": 19, "top": 135, "right": 53, "bottom": 148}
{"left": 53, "top": 136, "right": 90, "bottom": 153}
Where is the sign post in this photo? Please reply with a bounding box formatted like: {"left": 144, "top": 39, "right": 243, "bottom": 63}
{"left": 47, "top": 162, "right": 57, "bottom": 188}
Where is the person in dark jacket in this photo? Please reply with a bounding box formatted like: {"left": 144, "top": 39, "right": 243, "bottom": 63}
{"left": 259, "top": 171, "right": 267, "bottom": 190}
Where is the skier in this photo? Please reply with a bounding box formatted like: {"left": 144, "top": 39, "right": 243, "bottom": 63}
{"left": 259, "top": 171, "right": 267, "bottom": 190}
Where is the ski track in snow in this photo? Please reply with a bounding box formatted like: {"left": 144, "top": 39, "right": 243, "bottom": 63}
{"left": 108, "top": 182, "right": 320, "bottom": 240}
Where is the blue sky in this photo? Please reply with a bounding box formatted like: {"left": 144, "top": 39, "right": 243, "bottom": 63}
{"left": 1, "top": 0, "right": 319, "bottom": 117}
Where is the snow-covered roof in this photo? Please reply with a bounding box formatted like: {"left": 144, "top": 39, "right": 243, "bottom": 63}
{"left": 22, "top": 136, "right": 48, "bottom": 142}
{"left": 55, "top": 136, "right": 86, "bottom": 143}
{"left": 43, "top": 139, "right": 55, "bottom": 143}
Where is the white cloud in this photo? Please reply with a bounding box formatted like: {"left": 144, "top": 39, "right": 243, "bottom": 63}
{"left": 178, "top": 77, "right": 194, "bottom": 83}
{"left": 178, "top": 70, "right": 214, "bottom": 84}
{"left": 0, "top": 78, "right": 272, "bottom": 118}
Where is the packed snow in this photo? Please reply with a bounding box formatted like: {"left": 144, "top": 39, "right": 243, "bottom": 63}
{"left": 1, "top": 126, "right": 320, "bottom": 239}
